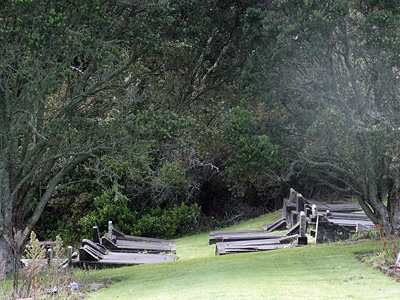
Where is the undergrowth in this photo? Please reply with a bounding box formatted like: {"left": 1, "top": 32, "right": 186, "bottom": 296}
{"left": 0, "top": 230, "right": 98, "bottom": 300}
{"left": 360, "top": 225, "right": 400, "bottom": 269}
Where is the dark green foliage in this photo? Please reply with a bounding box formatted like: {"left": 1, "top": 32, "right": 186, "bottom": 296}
{"left": 16, "top": 0, "right": 303, "bottom": 248}
{"left": 78, "top": 188, "right": 137, "bottom": 237}
{"left": 222, "top": 106, "right": 280, "bottom": 198}
{"left": 134, "top": 203, "right": 201, "bottom": 239}
{"left": 78, "top": 188, "right": 201, "bottom": 239}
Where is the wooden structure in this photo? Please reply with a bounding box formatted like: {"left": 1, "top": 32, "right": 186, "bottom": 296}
{"left": 101, "top": 237, "right": 175, "bottom": 254}
{"left": 73, "top": 225, "right": 177, "bottom": 267}
{"left": 211, "top": 187, "right": 376, "bottom": 255}
{"left": 209, "top": 231, "right": 284, "bottom": 245}
{"left": 95, "top": 226, "right": 176, "bottom": 254}
{"left": 215, "top": 239, "right": 292, "bottom": 256}
{"left": 282, "top": 189, "right": 375, "bottom": 243}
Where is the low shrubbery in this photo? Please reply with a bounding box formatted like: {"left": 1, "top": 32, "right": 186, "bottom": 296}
{"left": 134, "top": 202, "right": 201, "bottom": 239}
{"left": 1, "top": 231, "right": 96, "bottom": 300}
{"left": 79, "top": 188, "right": 201, "bottom": 239}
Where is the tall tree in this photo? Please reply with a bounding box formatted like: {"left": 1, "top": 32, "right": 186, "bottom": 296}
{"left": 261, "top": 0, "right": 400, "bottom": 234}
{"left": 0, "top": 0, "right": 270, "bottom": 274}
{"left": 0, "top": 0, "right": 172, "bottom": 274}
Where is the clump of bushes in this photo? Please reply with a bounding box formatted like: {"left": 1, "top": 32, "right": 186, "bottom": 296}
{"left": 134, "top": 203, "right": 201, "bottom": 239}
{"left": 79, "top": 188, "right": 201, "bottom": 240}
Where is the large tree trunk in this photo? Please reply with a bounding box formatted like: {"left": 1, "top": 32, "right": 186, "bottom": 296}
{"left": 0, "top": 235, "right": 13, "bottom": 277}
{"left": 0, "top": 168, "right": 16, "bottom": 277}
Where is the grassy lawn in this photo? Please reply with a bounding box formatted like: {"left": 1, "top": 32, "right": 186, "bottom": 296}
{"left": 84, "top": 211, "right": 400, "bottom": 299}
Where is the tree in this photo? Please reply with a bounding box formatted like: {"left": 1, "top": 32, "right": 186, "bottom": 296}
{"left": 260, "top": 0, "right": 400, "bottom": 234}
{"left": 1, "top": 0, "right": 274, "bottom": 275}
{"left": 0, "top": 0, "right": 176, "bottom": 274}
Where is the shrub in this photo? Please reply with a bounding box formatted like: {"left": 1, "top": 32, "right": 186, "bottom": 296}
{"left": 78, "top": 188, "right": 137, "bottom": 238}
{"left": 134, "top": 203, "right": 201, "bottom": 239}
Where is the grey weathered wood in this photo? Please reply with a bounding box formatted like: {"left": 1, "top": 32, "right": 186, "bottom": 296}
{"left": 93, "top": 226, "right": 101, "bottom": 244}
{"left": 279, "top": 234, "right": 298, "bottom": 244}
{"left": 282, "top": 199, "right": 297, "bottom": 221}
{"left": 74, "top": 252, "right": 177, "bottom": 267}
{"left": 101, "top": 236, "right": 117, "bottom": 248}
{"left": 112, "top": 228, "right": 174, "bottom": 244}
{"left": 210, "top": 230, "right": 267, "bottom": 236}
{"left": 82, "top": 239, "right": 107, "bottom": 255}
{"left": 104, "top": 239, "right": 176, "bottom": 254}
{"left": 285, "top": 222, "right": 300, "bottom": 236}
{"left": 299, "top": 211, "right": 307, "bottom": 238}
{"left": 264, "top": 218, "right": 287, "bottom": 232}
{"left": 326, "top": 218, "right": 374, "bottom": 229}
{"left": 108, "top": 221, "right": 113, "bottom": 240}
{"left": 209, "top": 231, "right": 284, "bottom": 245}
{"left": 306, "top": 200, "right": 362, "bottom": 213}
{"left": 311, "top": 204, "right": 318, "bottom": 219}
{"left": 289, "top": 210, "right": 299, "bottom": 228}
{"left": 68, "top": 246, "right": 73, "bottom": 268}
{"left": 297, "top": 212, "right": 308, "bottom": 245}
{"left": 356, "top": 223, "right": 374, "bottom": 232}
{"left": 79, "top": 245, "right": 103, "bottom": 261}
{"left": 289, "top": 188, "right": 297, "bottom": 204}
{"left": 47, "top": 248, "right": 53, "bottom": 265}
{"left": 324, "top": 212, "right": 371, "bottom": 221}
{"left": 315, "top": 215, "right": 351, "bottom": 243}
{"left": 216, "top": 241, "right": 291, "bottom": 255}
{"left": 296, "top": 193, "right": 305, "bottom": 212}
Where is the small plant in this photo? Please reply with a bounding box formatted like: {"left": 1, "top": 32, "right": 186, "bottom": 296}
{"left": 24, "top": 231, "right": 44, "bottom": 259}
{"left": 362, "top": 225, "right": 400, "bottom": 268}
{"left": 0, "top": 230, "right": 100, "bottom": 299}
{"left": 53, "top": 235, "right": 66, "bottom": 258}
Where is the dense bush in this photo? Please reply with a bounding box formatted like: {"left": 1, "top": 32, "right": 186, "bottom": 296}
{"left": 78, "top": 187, "right": 201, "bottom": 240}
{"left": 134, "top": 203, "right": 201, "bottom": 239}
{"left": 78, "top": 188, "right": 138, "bottom": 237}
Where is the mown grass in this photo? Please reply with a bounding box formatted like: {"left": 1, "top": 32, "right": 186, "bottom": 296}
{"left": 84, "top": 211, "right": 400, "bottom": 299}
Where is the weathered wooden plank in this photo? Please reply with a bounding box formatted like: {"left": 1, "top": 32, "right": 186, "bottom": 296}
{"left": 101, "top": 237, "right": 176, "bottom": 254}
{"left": 79, "top": 245, "right": 103, "bottom": 261}
{"left": 112, "top": 228, "right": 174, "bottom": 244}
{"left": 285, "top": 222, "right": 300, "bottom": 236}
{"left": 209, "top": 232, "right": 285, "bottom": 245}
{"left": 307, "top": 200, "right": 362, "bottom": 212}
{"left": 82, "top": 239, "right": 107, "bottom": 255}
{"left": 356, "top": 223, "right": 375, "bottom": 232}
{"left": 92, "top": 226, "right": 101, "bottom": 244}
{"left": 210, "top": 230, "right": 267, "bottom": 236}
{"left": 216, "top": 242, "right": 291, "bottom": 255}
{"left": 324, "top": 212, "right": 371, "bottom": 221}
{"left": 218, "top": 239, "right": 283, "bottom": 247}
{"left": 264, "top": 218, "right": 287, "bottom": 232}
{"left": 315, "top": 215, "right": 352, "bottom": 243}
{"left": 107, "top": 239, "right": 176, "bottom": 254}
{"left": 327, "top": 218, "right": 374, "bottom": 227}
{"left": 75, "top": 252, "right": 177, "bottom": 267}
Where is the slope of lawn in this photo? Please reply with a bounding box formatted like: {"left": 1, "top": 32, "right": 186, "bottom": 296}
{"left": 86, "top": 211, "right": 400, "bottom": 299}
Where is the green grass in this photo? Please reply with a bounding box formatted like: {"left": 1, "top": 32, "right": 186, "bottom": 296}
{"left": 85, "top": 211, "right": 400, "bottom": 299}
{"left": 175, "top": 211, "right": 282, "bottom": 260}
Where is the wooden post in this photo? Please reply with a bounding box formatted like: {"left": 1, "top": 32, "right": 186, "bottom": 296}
{"left": 312, "top": 204, "right": 318, "bottom": 219}
{"left": 300, "top": 211, "right": 307, "bottom": 237}
{"left": 311, "top": 204, "right": 318, "bottom": 223}
{"left": 108, "top": 221, "right": 113, "bottom": 240}
{"left": 93, "top": 226, "right": 101, "bottom": 244}
{"left": 289, "top": 188, "right": 297, "bottom": 204}
{"left": 48, "top": 248, "right": 53, "bottom": 265}
{"left": 68, "top": 246, "right": 73, "bottom": 268}
{"left": 297, "top": 211, "right": 308, "bottom": 245}
{"left": 296, "top": 193, "right": 304, "bottom": 212}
